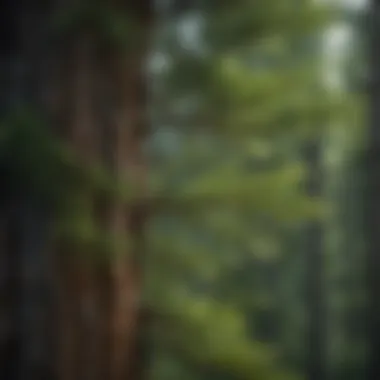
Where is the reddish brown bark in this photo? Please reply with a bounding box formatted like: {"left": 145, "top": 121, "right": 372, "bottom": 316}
{"left": 55, "top": 33, "right": 101, "bottom": 380}
{"left": 53, "top": 2, "right": 154, "bottom": 380}
{"left": 101, "top": 9, "right": 152, "bottom": 379}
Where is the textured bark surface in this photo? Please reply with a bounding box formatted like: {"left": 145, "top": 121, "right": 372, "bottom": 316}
{"left": 53, "top": 2, "right": 153, "bottom": 380}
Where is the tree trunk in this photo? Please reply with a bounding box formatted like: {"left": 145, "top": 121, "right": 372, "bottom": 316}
{"left": 304, "top": 141, "right": 326, "bottom": 380}
{"left": 0, "top": 2, "right": 54, "bottom": 379}
{"left": 52, "top": 2, "right": 154, "bottom": 380}
{"left": 366, "top": 2, "right": 380, "bottom": 379}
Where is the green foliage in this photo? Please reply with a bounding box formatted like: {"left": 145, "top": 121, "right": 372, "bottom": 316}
{"left": 151, "top": 294, "right": 300, "bottom": 380}
{"left": 210, "top": 57, "right": 347, "bottom": 138}
{"left": 200, "top": 0, "right": 332, "bottom": 53}
{"left": 146, "top": 1, "right": 345, "bottom": 379}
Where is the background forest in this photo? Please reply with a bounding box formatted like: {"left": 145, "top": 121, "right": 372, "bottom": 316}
{"left": 0, "top": 0, "right": 373, "bottom": 380}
